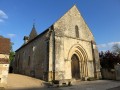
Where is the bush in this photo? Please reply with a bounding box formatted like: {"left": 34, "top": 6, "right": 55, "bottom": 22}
{"left": 99, "top": 51, "right": 120, "bottom": 69}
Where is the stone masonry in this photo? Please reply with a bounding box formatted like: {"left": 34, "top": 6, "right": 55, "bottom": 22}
{"left": 0, "top": 37, "right": 10, "bottom": 86}
{"left": 14, "top": 5, "right": 101, "bottom": 83}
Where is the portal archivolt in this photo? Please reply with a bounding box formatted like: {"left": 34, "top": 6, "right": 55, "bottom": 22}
{"left": 68, "top": 44, "right": 88, "bottom": 79}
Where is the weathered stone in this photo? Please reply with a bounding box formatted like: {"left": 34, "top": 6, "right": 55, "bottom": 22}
{"left": 0, "top": 37, "right": 10, "bottom": 86}
{"left": 14, "top": 5, "right": 101, "bottom": 83}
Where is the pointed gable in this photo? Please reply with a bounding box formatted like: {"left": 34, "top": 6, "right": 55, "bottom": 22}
{"left": 54, "top": 5, "right": 95, "bottom": 41}
{"left": 29, "top": 24, "right": 37, "bottom": 41}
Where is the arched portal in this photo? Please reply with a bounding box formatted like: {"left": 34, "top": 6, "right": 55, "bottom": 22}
{"left": 67, "top": 44, "right": 88, "bottom": 80}
{"left": 71, "top": 54, "right": 80, "bottom": 79}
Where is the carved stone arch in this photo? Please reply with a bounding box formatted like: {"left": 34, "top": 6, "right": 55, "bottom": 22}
{"left": 67, "top": 44, "right": 88, "bottom": 79}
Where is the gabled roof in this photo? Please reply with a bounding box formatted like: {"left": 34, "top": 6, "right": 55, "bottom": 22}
{"left": 16, "top": 28, "right": 49, "bottom": 52}
{"left": 16, "top": 5, "right": 81, "bottom": 52}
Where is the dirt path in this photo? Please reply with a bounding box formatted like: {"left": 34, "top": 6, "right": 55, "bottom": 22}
{"left": 6, "top": 74, "right": 45, "bottom": 90}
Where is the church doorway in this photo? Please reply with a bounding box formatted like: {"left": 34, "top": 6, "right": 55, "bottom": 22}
{"left": 71, "top": 54, "right": 80, "bottom": 79}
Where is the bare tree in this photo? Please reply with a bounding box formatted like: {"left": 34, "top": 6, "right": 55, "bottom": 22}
{"left": 112, "top": 44, "right": 120, "bottom": 54}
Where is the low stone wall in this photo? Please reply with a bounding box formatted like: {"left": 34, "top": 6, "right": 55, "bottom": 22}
{"left": 101, "top": 69, "right": 116, "bottom": 80}
{"left": 115, "top": 64, "right": 120, "bottom": 80}
{"left": 0, "top": 64, "right": 9, "bottom": 86}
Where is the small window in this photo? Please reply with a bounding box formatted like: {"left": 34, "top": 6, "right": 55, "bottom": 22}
{"left": 75, "top": 25, "right": 79, "bottom": 38}
{"left": 28, "top": 56, "right": 31, "bottom": 66}
{"left": 17, "top": 55, "right": 20, "bottom": 67}
{"left": 32, "top": 46, "right": 35, "bottom": 51}
{"left": 23, "top": 51, "right": 25, "bottom": 55}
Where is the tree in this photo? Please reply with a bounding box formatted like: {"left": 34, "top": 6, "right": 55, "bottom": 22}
{"left": 9, "top": 42, "right": 15, "bottom": 62}
{"left": 112, "top": 43, "right": 120, "bottom": 54}
{"left": 99, "top": 51, "right": 120, "bottom": 69}
{"left": 9, "top": 42, "right": 15, "bottom": 73}
{"left": 99, "top": 44, "right": 120, "bottom": 69}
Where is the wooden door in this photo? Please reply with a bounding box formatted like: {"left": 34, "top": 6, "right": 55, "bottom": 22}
{"left": 71, "top": 54, "right": 80, "bottom": 79}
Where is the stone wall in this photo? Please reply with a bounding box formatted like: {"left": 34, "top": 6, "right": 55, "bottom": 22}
{"left": 114, "top": 64, "right": 120, "bottom": 80}
{"left": 53, "top": 36, "right": 96, "bottom": 80}
{"left": 101, "top": 69, "right": 116, "bottom": 80}
{"left": 0, "top": 54, "right": 9, "bottom": 86}
{"left": 0, "top": 64, "right": 9, "bottom": 85}
{"left": 53, "top": 5, "right": 101, "bottom": 80}
{"left": 93, "top": 44, "right": 101, "bottom": 79}
{"left": 0, "top": 54, "right": 9, "bottom": 59}
{"left": 101, "top": 65, "right": 120, "bottom": 80}
{"left": 14, "top": 31, "right": 49, "bottom": 80}
{"left": 54, "top": 5, "right": 94, "bottom": 41}
{"left": 0, "top": 37, "right": 10, "bottom": 86}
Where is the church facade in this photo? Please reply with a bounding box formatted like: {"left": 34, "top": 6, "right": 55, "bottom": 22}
{"left": 14, "top": 5, "right": 101, "bottom": 82}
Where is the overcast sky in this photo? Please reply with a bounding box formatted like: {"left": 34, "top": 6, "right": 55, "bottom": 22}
{"left": 0, "top": 0, "right": 120, "bottom": 51}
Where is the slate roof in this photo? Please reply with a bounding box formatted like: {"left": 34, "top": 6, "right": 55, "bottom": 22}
{"left": 16, "top": 28, "right": 49, "bottom": 52}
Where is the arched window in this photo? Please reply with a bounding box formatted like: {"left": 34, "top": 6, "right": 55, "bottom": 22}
{"left": 75, "top": 25, "right": 79, "bottom": 38}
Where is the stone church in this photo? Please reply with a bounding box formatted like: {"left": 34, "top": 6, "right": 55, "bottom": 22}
{"left": 14, "top": 5, "right": 101, "bottom": 82}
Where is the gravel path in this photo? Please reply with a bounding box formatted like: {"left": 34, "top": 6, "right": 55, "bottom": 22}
{"left": 5, "top": 74, "right": 45, "bottom": 90}
{"left": 3, "top": 74, "right": 120, "bottom": 90}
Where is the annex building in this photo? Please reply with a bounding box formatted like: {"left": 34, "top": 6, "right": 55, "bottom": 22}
{"left": 0, "top": 36, "right": 10, "bottom": 85}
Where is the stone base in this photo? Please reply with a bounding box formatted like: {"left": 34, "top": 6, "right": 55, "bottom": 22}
{"left": 51, "top": 79, "right": 72, "bottom": 87}
{"left": 0, "top": 83, "right": 7, "bottom": 88}
{"left": 96, "top": 71, "right": 102, "bottom": 79}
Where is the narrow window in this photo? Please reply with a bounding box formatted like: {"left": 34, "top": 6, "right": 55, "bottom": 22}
{"left": 75, "top": 25, "right": 79, "bottom": 38}
{"left": 17, "top": 55, "right": 20, "bottom": 67}
{"left": 46, "top": 41, "right": 49, "bottom": 55}
{"left": 32, "top": 46, "right": 35, "bottom": 52}
{"left": 46, "top": 41, "right": 49, "bottom": 71}
{"left": 28, "top": 56, "right": 30, "bottom": 66}
{"left": 23, "top": 51, "right": 25, "bottom": 56}
{"left": 15, "top": 55, "right": 19, "bottom": 67}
